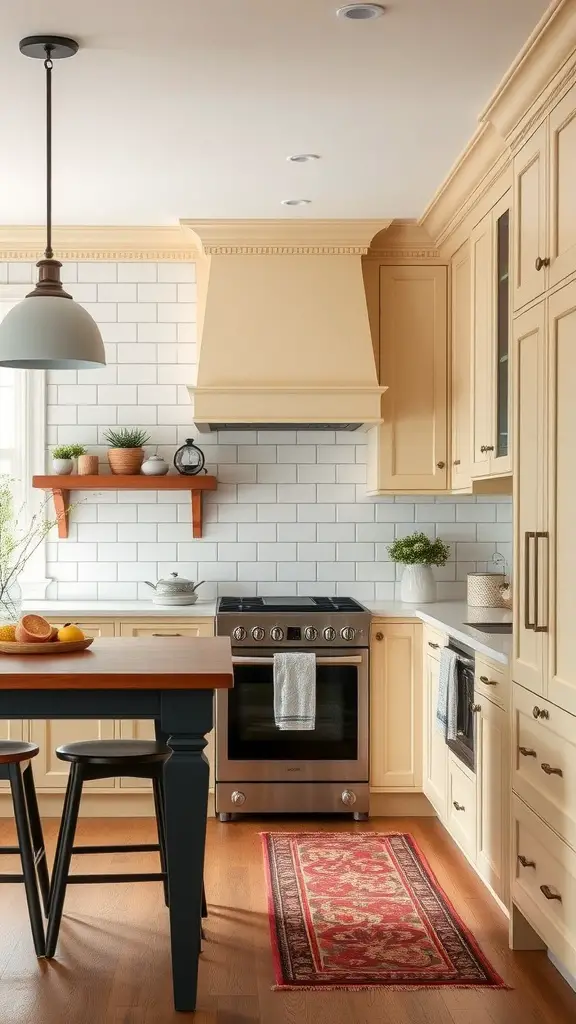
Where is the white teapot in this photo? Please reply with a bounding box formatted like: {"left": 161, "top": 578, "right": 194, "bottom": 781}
{"left": 144, "top": 572, "right": 204, "bottom": 606}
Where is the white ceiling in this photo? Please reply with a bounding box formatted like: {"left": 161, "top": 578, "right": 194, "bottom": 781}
{"left": 0, "top": 0, "right": 549, "bottom": 225}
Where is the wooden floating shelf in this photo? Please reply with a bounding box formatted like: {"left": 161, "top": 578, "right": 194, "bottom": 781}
{"left": 32, "top": 475, "right": 218, "bottom": 540}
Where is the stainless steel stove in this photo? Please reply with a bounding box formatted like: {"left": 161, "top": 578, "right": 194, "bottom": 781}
{"left": 215, "top": 596, "right": 371, "bottom": 821}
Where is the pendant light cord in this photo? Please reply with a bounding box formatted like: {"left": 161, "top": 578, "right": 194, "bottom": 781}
{"left": 44, "top": 45, "right": 53, "bottom": 260}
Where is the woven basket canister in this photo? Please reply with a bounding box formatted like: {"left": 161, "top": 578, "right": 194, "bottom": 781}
{"left": 467, "top": 571, "right": 507, "bottom": 608}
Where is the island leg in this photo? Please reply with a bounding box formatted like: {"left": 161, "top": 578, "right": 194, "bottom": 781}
{"left": 160, "top": 689, "right": 213, "bottom": 1013}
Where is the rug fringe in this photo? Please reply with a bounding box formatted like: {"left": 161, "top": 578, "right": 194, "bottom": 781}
{"left": 272, "top": 982, "right": 512, "bottom": 992}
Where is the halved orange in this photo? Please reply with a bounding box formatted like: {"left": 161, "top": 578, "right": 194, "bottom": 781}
{"left": 15, "top": 614, "right": 53, "bottom": 644}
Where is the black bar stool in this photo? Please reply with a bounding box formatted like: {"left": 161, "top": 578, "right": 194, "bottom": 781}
{"left": 0, "top": 741, "right": 49, "bottom": 957}
{"left": 46, "top": 739, "right": 207, "bottom": 958}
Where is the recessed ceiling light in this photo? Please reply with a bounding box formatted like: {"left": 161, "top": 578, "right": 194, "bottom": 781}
{"left": 281, "top": 199, "right": 312, "bottom": 206}
{"left": 337, "top": 3, "right": 386, "bottom": 20}
{"left": 287, "top": 154, "right": 321, "bottom": 163}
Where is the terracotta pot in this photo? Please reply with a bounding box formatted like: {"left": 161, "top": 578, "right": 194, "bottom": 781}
{"left": 107, "top": 447, "right": 144, "bottom": 475}
{"left": 77, "top": 454, "right": 99, "bottom": 476}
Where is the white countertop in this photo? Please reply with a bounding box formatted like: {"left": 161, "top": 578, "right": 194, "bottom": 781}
{"left": 22, "top": 600, "right": 218, "bottom": 618}
{"left": 367, "top": 600, "right": 511, "bottom": 665}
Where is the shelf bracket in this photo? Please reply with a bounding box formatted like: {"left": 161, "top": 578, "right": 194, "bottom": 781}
{"left": 191, "top": 490, "right": 203, "bottom": 539}
{"left": 51, "top": 488, "right": 70, "bottom": 539}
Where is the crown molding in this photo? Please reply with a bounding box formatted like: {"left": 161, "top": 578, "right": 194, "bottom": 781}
{"left": 182, "top": 219, "right": 392, "bottom": 255}
{"left": 366, "top": 219, "right": 441, "bottom": 259}
{"left": 0, "top": 226, "right": 196, "bottom": 261}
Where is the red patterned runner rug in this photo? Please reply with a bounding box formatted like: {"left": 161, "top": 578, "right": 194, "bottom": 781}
{"left": 262, "top": 832, "right": 509, "bottom": 991}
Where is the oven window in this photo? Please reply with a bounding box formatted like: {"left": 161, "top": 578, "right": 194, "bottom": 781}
{"left": 227, "top": 662, "right": 358, "bottom": 760}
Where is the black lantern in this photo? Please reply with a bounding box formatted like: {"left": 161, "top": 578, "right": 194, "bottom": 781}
{"left": 174, "top": 438, "right": 206, "bottom": 476}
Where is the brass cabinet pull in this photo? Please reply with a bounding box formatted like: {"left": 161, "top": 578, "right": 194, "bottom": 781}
{"left": 540, "top": 884, "right": 562, "bottom": 902}
{"left": 535, "top": 256, "right": 550, "bottom": 271}
{"left": 480, "top": 444, "right": 495, "bottom": 453}
{"left": 428, "top": 642, "right": 440, "bottom": 649}
{"left": 519, "top": 746, "right": 537, "bottom": 757}
{"left": 453, "top": 459, "right": 461, "bottom": 466}
{"left": 479, "top": 675, "right": 497, "bottom": 685}
{"left": 375, "top": 631, "right": 384, "bottom": 641}
{"left": 437, "top": 461, "right": 446, "bottom": 469}
{"left": 532, "top": 705, "right": 549, "bottom": 720}
{"left": 453, "top": 801, "right": 465, "bottom": 812}
{"left": 525, "top": 532, "right": 536, "bottom": 631}
{"left": 534, "top": 532, "right": 549, "bottom": 633}
{"left": 541, "top": 763, "right": 563, "bottom": 777}
{"left": 152, "top": 633, "right": 183, "bottom": 637}
{"left": 518, "top": 855, "right": 536, "bottom": 868}
{"left": 471, "top": 703, "right": 482, "bottom": 713}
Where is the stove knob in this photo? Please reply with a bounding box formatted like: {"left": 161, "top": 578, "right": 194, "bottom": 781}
{"left": 323, "top": 626, "right": 337, "bottom": 642}
{"left": 341, "top": 789, "right": 357, "bottom": 806}
{"left": 270, "top": 626, "right": 284, "bottom": 642}
{"left": 340, "top": 626, "right": 356, "bottom": 642}
{"left": 232, "top": 626, "right": 247, "bottom": 642}
{"left": 251, "top": 626, "right": 265, "bottom": 641}
{"left": 231, "top": 790, "right": 246, "bottom": 806}
{"left": 304, "top": 626, "right": 318, "bottom": 642}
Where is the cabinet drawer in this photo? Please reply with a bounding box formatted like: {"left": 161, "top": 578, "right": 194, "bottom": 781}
{"left": 513, "top": 683, "right": 576, "bottom": 852}
{"left": 423, "top": 625, "right": 448, "bottom": 660}
{"left": 119, "top": 621, "right": 214, "bottom": 638}
{"left": 512, "top": 794, "right": 576, "bottom": 976}
{"left": 447, "top": 754, "right": 477, "bottom": 861}
{"left": 475, "top": 656, "right": 509, "bottom": 711}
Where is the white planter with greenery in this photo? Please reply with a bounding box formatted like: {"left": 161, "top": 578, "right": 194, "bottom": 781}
{"left": 387, "top": 532, "right": 451, "bottom": 604}
{"left": 51, "top": 444, "right": 87, "bottom": 476}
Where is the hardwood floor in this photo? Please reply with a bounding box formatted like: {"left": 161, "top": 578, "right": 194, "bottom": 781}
{"left": 0, "top": 815, "right": 575, "bottom": 1023}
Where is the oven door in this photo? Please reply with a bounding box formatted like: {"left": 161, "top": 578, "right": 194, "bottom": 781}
{"left": 216, "top": 647, "right": 369, "bottom": 782}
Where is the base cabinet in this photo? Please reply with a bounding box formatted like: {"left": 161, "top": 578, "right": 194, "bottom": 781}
{"left": 422, "top": 649, "right": 448, "bottom": 820}
{"left": 370, "top": 621, "right": 422, "bottom": 791}
{"left": 476, "top": 695, "right": 509, "bottom": 906}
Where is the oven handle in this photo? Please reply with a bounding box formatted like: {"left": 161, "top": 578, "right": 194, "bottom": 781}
{"left": 232, "top": 655, "right": 364, "bottom": 666}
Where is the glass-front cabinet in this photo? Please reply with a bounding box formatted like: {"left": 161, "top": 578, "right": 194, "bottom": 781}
{"left": 470, "top": 191, "right": 512, "bottom": 479}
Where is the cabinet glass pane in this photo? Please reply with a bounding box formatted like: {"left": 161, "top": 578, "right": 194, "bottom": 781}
{"left": 496, "top": 210, "right": 510, "bottom": 458}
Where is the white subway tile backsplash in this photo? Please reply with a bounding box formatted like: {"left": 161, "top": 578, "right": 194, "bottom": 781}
{"left": 238, "top": 523, "right": 277, "bottom": 542}
{"left": 416, "top": 503, "right": 456, "bottom": 522}
{"left": 356, "top": 522, "right": 395, "bottom": 542}
{"left": 137, "top": 504, "right": 177, "bottom": 522}
{"left": 118, "top": 262, "right": 157, "bottom": 283}
{"left": 238, "top": 561, "right": 277, "bottom": 581}
{"left": 277, "top": 522, "right": 316, "bottom": 542}
{"left": 58, "top": 384, "right": 97, "bottom": 405}
{"left": 278, "top": 445, "right": 315, "bottom": 464}
{"left": 238, "top": 445, "right": 276, "bottom": 464}
{"left": 258, "top": 504, "right": 296, "bottom": 522}
{"left": 297, "top": 543, "right": 335, "bottom": 562}
{"left": 297, "top": 505, "right": 336, "bottom": 522}
{"left": 57, "top": 543, "right": 98, "bottom": 562}
{"left": 337, "top": 543, "right": 375, "bottom": 561}
{"left": 158, "top": 263, "right": 195, "bottom": 283}
{"left": 78, "top": 523, "right": 117, "bottom": 542}
{"left": 318, "top": 445, "right": 355, "bottom": 464}
{"left": 237, "top": 483, "right": 278, "bottom": 503}
{"left": 259, "top": 543, "right": 297, "bottom": 561}
{"left": 118, "top": 303, "right": 157, "bottom": 323}
{"left": 78, "top": 262, "right": 117, "bottom": 283}
{"left": 217, "top": 464, "right": 257, "bottom": 484}
{"left": 277, "top": 562, "right": 316, "bottom": 582}
{"left": 297, "top": 430, "right": 336, "bottom": 446}
{"left": 78, "top": 562, "right": 117, "bottom": 582}
{"left": 317, "top": 484, "right": 356, "bottom": 503}
{"left": 77, "top": 405, "right": 118, "bottom": 426}
{"left": 57, "top": 583, "right": 99, "bottom": 600}
{"left": 98, "top": 283, "right": 137, "bottom": 302}
{"left": 98, "top": 505, "right": 138, "bottom": 523}
{"left": 317, "top": 562, "right": 355, "bottom": 582}
{"left": 98, "top": 384, "right": 137, "bottom": 405}
{"left": 336, "top": 464, "right": 367, "bottom": 484}
{"left": 258, "top": 431, "right": 296, "bottom": 445}
{"left": 455, "top": 542, "right": 498, "bottom": 561}
{"left": 100, "top": 322, "right": 138, "bottom": 343}
{"left": 278, "top": 484, "right": 316, "bottom": 503}
{"left": 117, "top": 344, "right": 157, "bottom": 364}
{"left": 298, "top": 464, "right": 336, "bottom": 483}
{"left": 376, "top": 504, "right": 415, "bottom": 522}
{"left": 257, "top": 582, "right": 297, "bottom": 597}
{"left": 138, "top": 322, "right": 178, "bottom": 344}
{"left": 457, "top": 503, "right": 496, "bottom": 522}
{"left": 257, "top": 464, "right": 296, "bottom": 483}
{"left": 137, "top": 283, "right": 177, "bottom": 303}
{"left": 218, "top": 504, "right": 257, "bottom": 523}
{"left": 356, "top": 562, "right": 396, "bottom": 582}
{"left": 218, "top": 543, "right": 257, "bottom": 562}
{"left": 338, "top": 504, "right": 374, "bottom": 522}
{"left": 199, "top": 561, "right": 237, "bottom": 581}
{"left": 317, "top": 523, "right": 355, "bottom": 542}
{"left": 158, "top": 303, "right": 195, "bottom": 322}
{"left": 138, "top": 384, "right": 176, "bottom": 404}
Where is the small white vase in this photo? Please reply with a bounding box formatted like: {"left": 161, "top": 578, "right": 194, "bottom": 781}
{"left": 52, "top": 458, "right": 73, "bottom": 475}
{"left": 400, "top": 564, "right": 436, "bottom": 604}
{"left": 141, "top": 455, "right": 169, "bottom": 476}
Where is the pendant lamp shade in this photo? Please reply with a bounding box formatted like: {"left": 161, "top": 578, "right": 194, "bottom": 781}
{"left": 0, "top": 293, "right": 106, "bottom": 369}
{"left": 0, "top": 35, "right": 106, "bottom": 371}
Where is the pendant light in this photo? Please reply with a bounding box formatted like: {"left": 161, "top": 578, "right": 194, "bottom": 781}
{"left": 0, "top": 36, "right": 105, "bottom": 369}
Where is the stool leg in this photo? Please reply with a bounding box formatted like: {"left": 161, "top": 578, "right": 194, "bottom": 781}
{"left": 47, "top": 763, "right": 78, "bottom": 914}
{"left": 9, "top": 764, "right": 45, "bottom": 958}
{"left": 45, "top": 763, "right": 84, "bottom": 958}
{"left": 22, "top": 764, "right": 50, "bottom": 917}
{"left": 152, "top": 776, "right": 169, "bottom": 908}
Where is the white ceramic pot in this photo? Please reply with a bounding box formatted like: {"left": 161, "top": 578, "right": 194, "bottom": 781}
{"left": 400, "top": 564, "right": 436, "bottom": 604}
{"left": 141, "top": 455, "right": 169, "bottom": 476}
{"left": 52, "top": 458, "right": 73, "bottom": 475}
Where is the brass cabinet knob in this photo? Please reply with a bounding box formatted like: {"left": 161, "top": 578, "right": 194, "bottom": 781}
{"left": 453, "top": 459, "right": 461, "bottom": 466}
{"left": 533, "top": 705, "right": 550, "bottom": 720}
{"left": 374, "top": 631, "right": 384, "bottom": 641}
{"left": 437, "top": 461, "right": 445, "bottom": 469}
{"left": 535, "top": 256, "right": 550, "bottom": 271}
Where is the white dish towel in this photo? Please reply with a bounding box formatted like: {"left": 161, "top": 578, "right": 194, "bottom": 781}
{"left": 273, "top": 652, "right": 316, "bottom": 731}
{"left": 436, "top": 647, "right": 458, "bottom": 741}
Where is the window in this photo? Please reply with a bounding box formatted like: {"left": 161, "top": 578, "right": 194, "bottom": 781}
{"left": 0, "top": 303, "right": 18, "bottom": 476}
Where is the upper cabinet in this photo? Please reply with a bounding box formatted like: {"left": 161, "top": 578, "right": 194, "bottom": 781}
{"left": 450, "top": 241, "right": 472, "bottom": 490}
{"left": 469, "top": 193, "right": 512, "bottom": 479}
{"left": 366, "top": 264, "right": 448, "bottom": 494}
{"left": 513, "top": 82, "right": 576, "bottom": 311}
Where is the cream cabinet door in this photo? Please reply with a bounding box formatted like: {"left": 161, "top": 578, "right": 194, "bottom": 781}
{"left": 119, "top": 620, "right": 214, "bottom": 638}
{"left": 513, "top": 122, "right": 548, "bottom": 311}
{"left": 549, "top": 82, "right": 576, "bottom": 290}
{"left": 29, "top": 719, "right": 116, "bottom": 790}
{"left": 373, "top": 265, "right": 447, "bottom": 492}
{"left": 546, "top": 282, "right": 576, "bottom": 716}
{"left": 512, "top": 301, "right": 547, "bottom": 696}
{"left": 470, "top": 212, "right": 493, "bottom": 478}
{"left": 450, "top": 240, "right": 472, "bottom": 490}
{"left": 422, "top": 652, "right": 447, "bottom": 819}
{"left": 475, "top": 694, "right": 509, "bottom": 906}
{"left": 0, "top": 720, "right": 26, "bottom": 789}
{"left": 49, "top": 619, "right": 115, "bottom": 638}
{"left": 370, "top": 622, "right": 422, "bottom": 791}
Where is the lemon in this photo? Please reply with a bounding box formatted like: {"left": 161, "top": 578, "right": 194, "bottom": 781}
{"left": 57, "top": 624, "right": 86, "bottom": 643}
{"left": 0, "top": 624, "right": 17, "bottom": 642}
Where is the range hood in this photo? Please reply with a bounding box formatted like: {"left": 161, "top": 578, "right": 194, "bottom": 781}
{"left": 183, "top": 220, "right": 388, "bottom": 431}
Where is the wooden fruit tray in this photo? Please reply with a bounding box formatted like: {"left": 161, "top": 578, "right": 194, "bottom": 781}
{"left": 0, "top": 638, "right": 93, "bottom": 655}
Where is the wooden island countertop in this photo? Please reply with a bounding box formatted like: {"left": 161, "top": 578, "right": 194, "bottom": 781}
{"left": 0, "top": 635, "right": 233, "bottom": 690}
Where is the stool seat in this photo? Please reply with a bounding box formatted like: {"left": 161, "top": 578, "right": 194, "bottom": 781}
{"left": 55, "top": 740, "right": 170, "bottom": 765}
{"left": 0, "top": 741, "right": 40, "bottom": 764}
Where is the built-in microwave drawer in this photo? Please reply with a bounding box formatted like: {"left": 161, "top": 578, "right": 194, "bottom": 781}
{"left": 512, "top": 683, "right": 576, "bottom": 851}
{"left": 475, "top": 656, "right": 509, "bottom": 711}
{"left": 512, "top": 794, "right": 576, "bottom": 977}
{"left": 447, "top": 753, "right": 477, "bottom": 862}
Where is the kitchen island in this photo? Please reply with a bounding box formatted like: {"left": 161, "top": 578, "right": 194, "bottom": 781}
{"left": 0, "top": 635, "right": 233, "bottom": 1013}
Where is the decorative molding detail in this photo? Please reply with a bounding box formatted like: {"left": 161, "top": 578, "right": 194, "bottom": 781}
{"left": 0, "top": 249, "right": 197, "bottom": 261}
{"left": 368, "top": 248, "right": 441, "bottom": 259}
{"left": 0, "top": 226, "right": 197, "bottom": 261}
{"left": 509, "top": 59, "right": 576, "bottom": 152}
{"left": 183, "top": 218, "right": 391, "bottom": 255}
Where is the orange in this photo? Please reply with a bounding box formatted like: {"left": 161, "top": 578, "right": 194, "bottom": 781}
{"left": 0, "top": 624, "right": 17, "bottom": 642}
{"left": 57, "top": 624, "right": 85, "bottom": 643}
{"left": 15, "top": 614, "right": 53, "bottom": 644}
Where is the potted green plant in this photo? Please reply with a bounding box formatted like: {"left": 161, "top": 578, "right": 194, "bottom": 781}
{"left": 51, "top": 444, "right": 86, "bottom": 476}
{"left": 387, "top": 531, "right": 451, "bottom": 603}
{"left": 103, "top": 427, "right": 150, "bottom": 475}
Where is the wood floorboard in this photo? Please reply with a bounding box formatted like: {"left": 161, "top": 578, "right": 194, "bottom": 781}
{"left": 0, "top": 815, "right": 574, "bottom": 1023}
